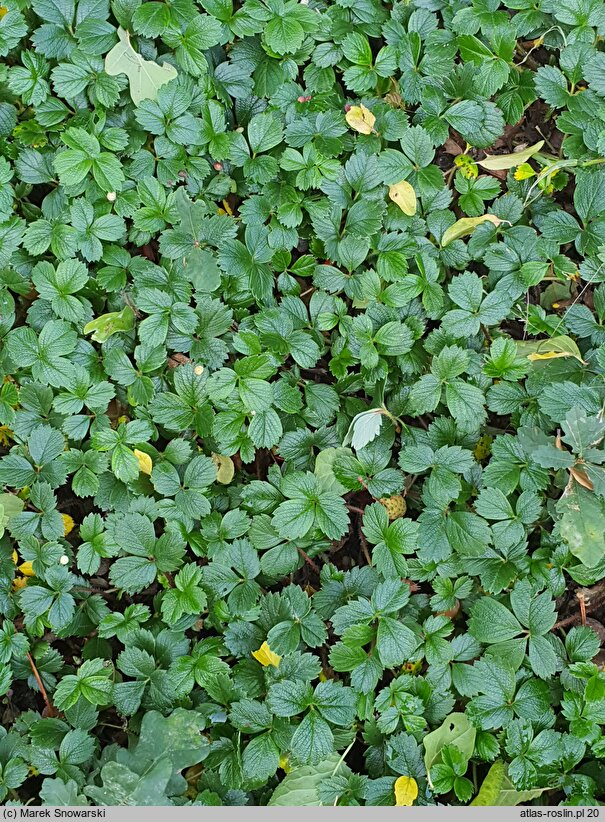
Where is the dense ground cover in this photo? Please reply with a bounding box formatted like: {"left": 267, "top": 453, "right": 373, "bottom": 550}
{"left": 2, "top": 0, "right": 605, "bottom": 806}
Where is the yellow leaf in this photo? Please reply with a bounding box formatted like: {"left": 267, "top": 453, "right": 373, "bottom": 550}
{"left": 0, "top": 7, "right": 7, "bottom": 19}
{"left": 212, "top": 453, "right": 235, "bottom": 484}
{"left": 388, "top": 181, "right": 417, "bottom": 216}
{"left": 478, "top": 140, "right": 544, "bottom": 171}
{"left": 134, "top": 449, "right": 153, "bottom": 476}
{"left": 345, "top": 104, "right": 376, "bottom": 135}
{"left": 441, "top": 214, "right": 502, "bottom": 247}
{"left": 394, "top": 776, "right": 418, "bottom": 806}
{"left": 18, "top": 561, "right": 35, "bottom": 577}
{"left": 454, "top": 154, "right": 478, "bottom": 179}
{"left": 514, "top": 163, "right": 535, "bottom": 181}
{"left": 529, "top": 351, "right": 570, "bottom": 361}
{"left": 61, "top": 513, "right": 75, "bottom": 537}
{"left": 279, "top": 755, "right": 292, "bottom": 773}
{"left": 11, "top": 550, "right": 17, "bottom": 564}
{"left": 0, "top": 425, "right": 13, "bottom": 447}
{"left": 12, "top": 576, "right": 28, "bottom": 591}
{"left": 473, "top": 434, "right": 493, "bottom": 462}
{"left": 517, "top": 335, "right": 586, "bottom": 365}
{"left": 252, "top": 641, "right": 282, "bottom": 668}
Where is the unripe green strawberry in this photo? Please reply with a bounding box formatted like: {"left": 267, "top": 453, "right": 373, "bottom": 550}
{"left": 379, "top": 495, "right": 406, "bottom": 520}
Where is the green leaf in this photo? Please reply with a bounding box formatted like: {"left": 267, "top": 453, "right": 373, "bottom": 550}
{"left": 343, "top": 409, "right": 385, "bottom": 451}
{"left": 423, "top": 714, "right": 477, "bottom": 778}
{"left": 469, "top": 597, "right": 523, "bottom": 643}
{"left": 441, "top": 215, "right": 503, "bottom": 247}
{"left": 83, "top": 306, "right": 135, "bottom": 342}
{"left": 516, "top": 335, "right": 586, "bottom": 365}
{"left": 268, "top": 754, "right": 342, "bottom": 805}
{"left": 478, "top": 141, "right": 544, "bottom": 171}
{"left": 557, "top": 484, "right": 605, "bottom": 568}
{"left": 471, "top": 761, "right": 551, "bottom": 806}
{"left": 104, "top": 27, "right": 177, "bottom": 106}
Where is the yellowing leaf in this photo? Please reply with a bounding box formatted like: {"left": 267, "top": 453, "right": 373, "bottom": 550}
{"left": 345, "top": 104, "right": 376, "bottom": 135}
{"left": 0, "top": 7, "right": 7, "bottom": 19}
{"left": 61, "top": 513, "right": 75, "bottom": 536}
{"left": 269, "top": 754, "right": 341, "bottom": 806}
{"left": 212, "top": 453, "right": 235, "bottom": 484}
{"left": 252, "top": 641, "right": 282, "bottom": 668}
{"left": 441, "top": 214, "right": 502, "bottom": 246}
{"left": 454, "top": 154, "right": 478, "bottom": 179}
{"left": 517, "top": 335, "right": 586, "bottom": 365}
{"left": 478, "top": 140, "right": 544, "bottom": 171}
{"left": 558, "top": 484, "right": 605, "bottom": 568}
{"left": 529, "top": 351, "right": 570, "bottom": 361}
{"left": 424, "top": 713, "right": 477, "bottom": 782}
{"left": 388, "top": 181, "right": 417, "bottom": 216}
{"left": 105, "top": 27, "right": 178, "bottom": 107}
{"left": 134, "top": 449, "right": 153, "bottom": 476}
{"left": 279, "top": 755, "right": 292, "bottom": 773}
{"left": 514, "top": 163, "right": 535, "bottom": 181}
{"left": 83, "top": 305, "right": 135, "bottom": 343}
{"left": 18, "top": 561, "right": 35, "bottom": 577}
{"left": 0, "top": 425, "right": 13, "bottom": 447}
{"left": 394, "top": 776, "right": 418, "bottom": 806}
{"left": 472, "top": 761, "right": 550, "bottom": 806}
{"left": 473, "top": 434, "right": 492, "bottom": 462}
{"left": 12, "top": 576, "right": 28, "bottom": 591}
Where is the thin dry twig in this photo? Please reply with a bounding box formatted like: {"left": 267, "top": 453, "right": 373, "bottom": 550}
{"left": 359, "top": 526, "right": 372, "bottom": 567}
{"left": 578, "top": 592, "right": 587, "bottom": 626}
{"left": 346, "top": 504, "right": 365, "bottom": 515}
{"left": 297, "top": 547, "right": 320, "bottom": 574}
{"left": 27, "top": 652, "right": 56, "bottom": 717}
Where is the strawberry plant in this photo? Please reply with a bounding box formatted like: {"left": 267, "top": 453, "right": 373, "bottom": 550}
{"left": 1, "top": 0, "right": 605, "bottom": 807}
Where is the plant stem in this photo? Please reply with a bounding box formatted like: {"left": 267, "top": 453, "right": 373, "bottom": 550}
{"left": 27, "top": 652, "right": 56, "bottom": 717}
